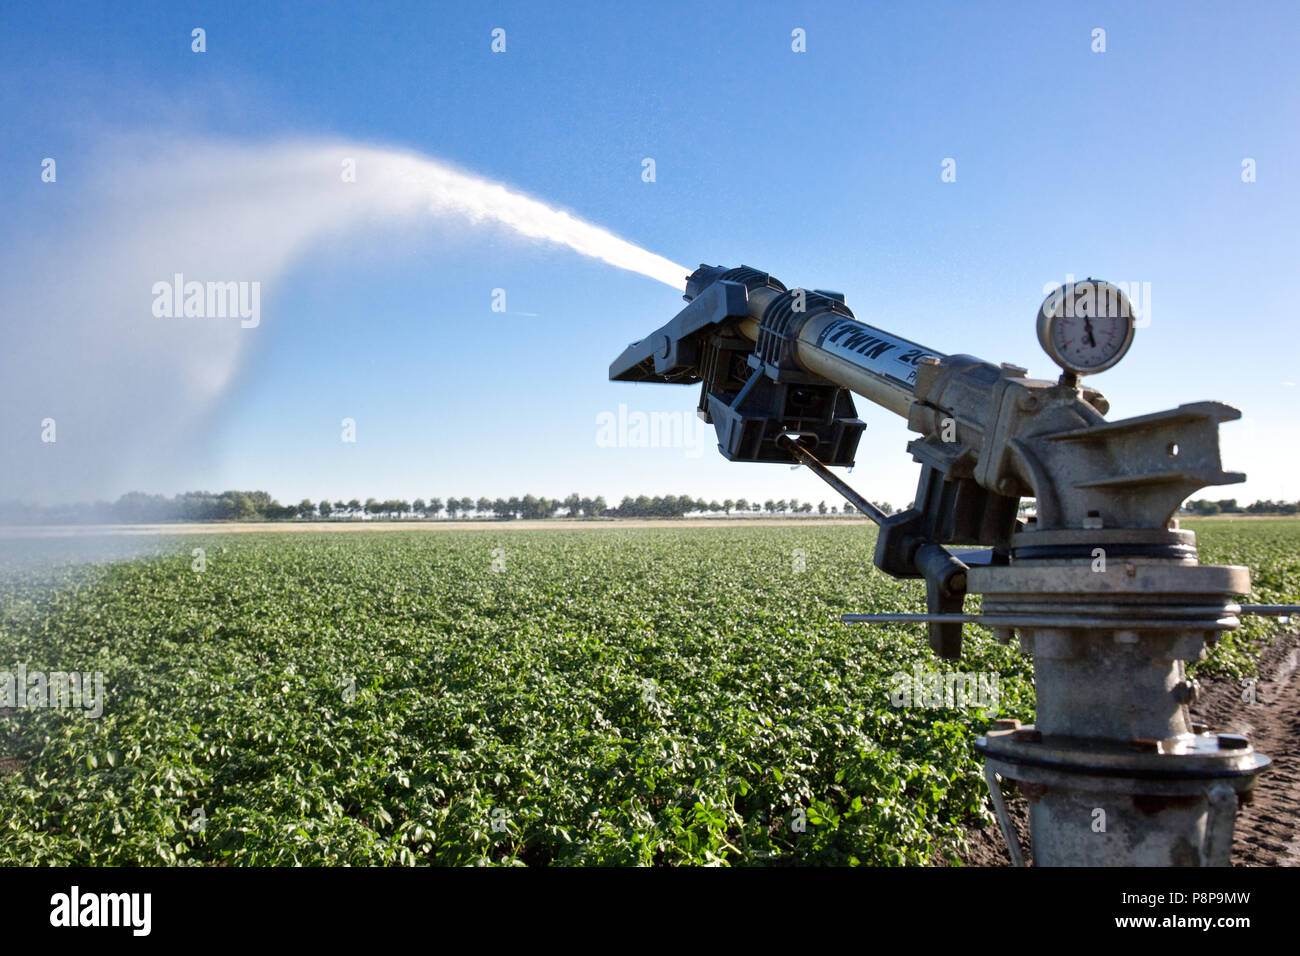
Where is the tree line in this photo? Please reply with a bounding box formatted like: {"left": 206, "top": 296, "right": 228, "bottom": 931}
{"left": 1183, "top": 498, "right": 1300, "bottom": 516}
{"left": 0, "top": 490, "right": 883, "bottom": 524}
{"left": 3, "top": 490, "right": 1295, "bottom": 524}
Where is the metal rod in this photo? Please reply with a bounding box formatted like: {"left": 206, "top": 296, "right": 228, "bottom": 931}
{"left": 842, "top": 612, "right": 1241, "bottom": 629}
{"left": 983, "top": 765, "right": 1026, "bottom": 867}
{"left": 776, "top": 433, "right": 889, "bottom": 525}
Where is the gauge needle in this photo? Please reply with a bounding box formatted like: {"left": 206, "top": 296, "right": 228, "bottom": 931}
{"left": 1083, "top": 318, "right": 1097, "bottom": 349}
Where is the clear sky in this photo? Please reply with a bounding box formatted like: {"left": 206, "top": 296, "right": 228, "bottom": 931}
{"left": 2, "top": 1, "right": 1297, "bottom": 510}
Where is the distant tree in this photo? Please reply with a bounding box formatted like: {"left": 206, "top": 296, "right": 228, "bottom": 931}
{"left": 298, "top": 499, "right": 315, "bottom": 519}
{"left": 413, "top": 498, "right": 426, "bottom": 517}
{"left": 364, "top": 498, "right": 380, "bottom": 517}
{"left": 723, "top": 499, "right": 734, "bottom": 514}
{"left": 445, "top": 498, "right": 460, "bottom": 519}
{"left": 1245, "top": 499, "right": 1299, "bottom": 515}
{"left": 477, "top": 497, "right": 492, "bottom": 517}
{"left": 591, "top": 495, "right": 607, "bottom": 516}
{"left": 229, "top": 492, "right": 257, "bottom": 520}
{"left": 709, "top": 500, "right": 722, "bottom": 513}
{"left": 564, "top": 493, "right": 582, "bottom": 517}
{"left": 319, "top": 499, "right": 333, "bottom": 518}
{"left": 459, "top": 497, "right": 474, "bottom": 517}
{"left": 428, "top": 498, "right": 443, "bottom": 518}
{"left": 348, "top": 499, "right": 362, "bottom": 516}
{"left": 818, "top": 501, "right": 827, "bottom": 514}
{"left": 735, "top": 498, "right": 748, "bottom": 513}
{"left": 776, "top": 499, "right": 788, "bottom": 514}
{"left": 764, "top": 499, "right": 775, "bottom": 514}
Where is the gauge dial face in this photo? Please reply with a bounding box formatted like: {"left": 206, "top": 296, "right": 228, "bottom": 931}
{"left": 1036, "top": 280, "right": 1135, "bottom": 375}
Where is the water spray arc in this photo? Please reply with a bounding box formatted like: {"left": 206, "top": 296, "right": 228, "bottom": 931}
{"left": 1, "top": 138, "right": 687, "bottom": 506}
{"left": 610, "top": 263, "right": 1297, "bottom": 866}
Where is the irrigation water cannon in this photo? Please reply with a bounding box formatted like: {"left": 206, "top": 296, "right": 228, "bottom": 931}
{"left": 610, "top": 264, "right": 1298, "bottom": 867}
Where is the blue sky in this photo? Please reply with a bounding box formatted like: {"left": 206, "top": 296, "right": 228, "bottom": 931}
{"left": 2, "top": 1, "right": 1298, "bottom": 508}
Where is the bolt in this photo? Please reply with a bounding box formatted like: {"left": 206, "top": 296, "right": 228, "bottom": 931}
{"left": 990, "top": 718, "right": 1021, "bottom": 732}
{"left": 1216, "top": 734, "right": 1250, "bottom": 750}
{"left": 1191, "top": 722, "right": 1210, "bottom": 734}
{"left": 919, "top": 356, "right": 941, "bottom": 367}
{"left": 1011, "top": 728, "right": 1042, "bottom": 743}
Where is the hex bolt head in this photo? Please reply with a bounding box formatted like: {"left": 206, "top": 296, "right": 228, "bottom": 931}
{"left": 1016, "top": 391, "right": 1040, "bottom": 411}
{"left": 1217, "top": 733, "right": 1250, "bottom": 750}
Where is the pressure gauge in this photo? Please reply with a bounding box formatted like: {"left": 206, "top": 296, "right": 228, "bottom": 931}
{"left": 1036, "top": 279, "right": 1135, "bottom": 376}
